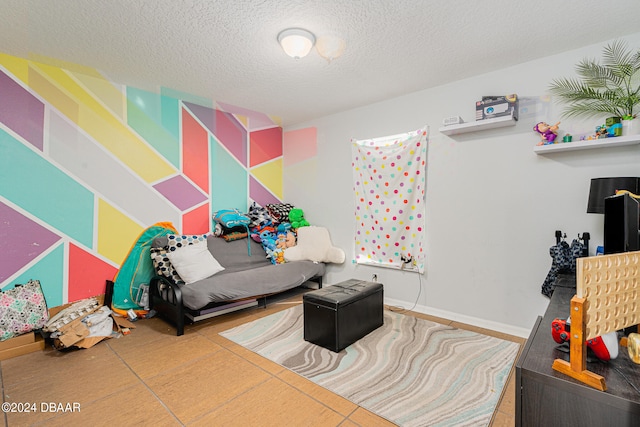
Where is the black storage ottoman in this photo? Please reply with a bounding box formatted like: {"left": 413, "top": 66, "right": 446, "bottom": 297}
{"left": 303, "top": 279, "right": 383, "bottom": 352}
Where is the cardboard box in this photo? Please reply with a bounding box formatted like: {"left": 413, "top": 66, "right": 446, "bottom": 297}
{"left": 48, "top": 294, "right": 105, "bottom": 318}
{"left": 71, "top": 312, "right": 136, "bottom": 349}
{"left": 57, "top": 321, "right": 92, "bottom": 348}
{"left": 0, "top": 331, "right": 36, "bottom": 351}
{"left": 0, "top": 334, "right": 45, "bottom": 361}
{"left": 475, "top": 94, "right": 519, "bottom": 121}
{"left": 48, "top": 295, "right": 125, "bottom": 350}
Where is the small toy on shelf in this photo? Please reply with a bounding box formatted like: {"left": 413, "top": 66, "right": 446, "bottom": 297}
{"left": 595, "top": 124, "right": 609, "bottom": 139}
{"left": 534, "top": 121, "right": 560, "bottom": 145}
{"left": 606, "top": 116, "right": 622, "bottom": 137}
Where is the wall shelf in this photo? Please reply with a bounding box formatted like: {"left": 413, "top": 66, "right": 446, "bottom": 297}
{"left": 533, "top": 134, "right": 640, "bottom": 155}
{"left": 439, "top": 115, "right": 516, "bottom": 136}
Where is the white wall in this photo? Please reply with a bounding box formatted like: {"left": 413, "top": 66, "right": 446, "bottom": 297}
{"left": 285, "top": 33, "right": 640, "bottom": 338}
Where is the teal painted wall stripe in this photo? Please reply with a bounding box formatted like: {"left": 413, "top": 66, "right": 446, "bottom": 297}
{"left": 161, "top": 94, "right": 180, "bottom": 142}
{"left": 210, "top": 135, "right": 248, "bottom": 213}
{"left": 126, "top": 87, "right": 180, "bottom": 168}
{"left": 6, "top": 243, "right": 65, "bottom": 307}
{"left": 0, "top": 129, "right": 94, "bottom": 248}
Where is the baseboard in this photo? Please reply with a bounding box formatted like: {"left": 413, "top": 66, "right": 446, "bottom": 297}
{"left": 384, "top": 296, "right": 531, "bottom": 338}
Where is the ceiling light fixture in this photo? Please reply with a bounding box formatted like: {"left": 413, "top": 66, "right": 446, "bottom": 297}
{"left": 316, "top": 35, "right": 346, "bottom": 63}
{"left": 277, "top": 28, "right": 315, "bottom": 59}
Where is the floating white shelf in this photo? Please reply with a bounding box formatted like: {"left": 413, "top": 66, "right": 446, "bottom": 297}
{"left": 438, "top": 115, "right": 516, "bottom": 136}
{"left": 533, "top": 134, "right": 640, "bottom": 154}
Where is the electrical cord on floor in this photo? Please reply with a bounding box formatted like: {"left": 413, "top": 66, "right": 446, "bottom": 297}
{"left": 385, "top": 269, "right": 423, "bottom": 314}
{"left": 612, "top": 365, "right": 640, "bottom": 396}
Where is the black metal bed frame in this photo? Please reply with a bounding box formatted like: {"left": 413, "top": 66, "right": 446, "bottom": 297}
{"left": 149, "top": 274, "right": 323, "bottom": 336}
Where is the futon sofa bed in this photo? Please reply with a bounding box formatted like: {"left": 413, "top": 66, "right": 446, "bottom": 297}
{"left": 149, "top": 235, "right": 325, "bottom": 335}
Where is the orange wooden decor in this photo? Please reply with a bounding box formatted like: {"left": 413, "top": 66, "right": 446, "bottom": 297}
{"left": 552, "top": 297, "right": 606, "bottom": 391}
{"left": 552, "top": 251, "right": 640, "bottom": 391}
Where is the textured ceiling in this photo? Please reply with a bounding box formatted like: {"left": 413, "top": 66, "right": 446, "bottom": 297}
{"left": 2, "top": 0, "right": 640, "bottom": 126}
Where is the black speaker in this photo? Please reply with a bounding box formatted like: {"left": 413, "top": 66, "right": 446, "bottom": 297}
{"left": 604, "top": 193, "right": 640, "bottom": 254}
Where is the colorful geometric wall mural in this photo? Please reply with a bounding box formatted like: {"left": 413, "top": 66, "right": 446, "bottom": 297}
{"left": 282, "top": 127, "right": 319, "bottom": 202}
{"left": 0, "top": 52, "right": 285, "bottom": 306}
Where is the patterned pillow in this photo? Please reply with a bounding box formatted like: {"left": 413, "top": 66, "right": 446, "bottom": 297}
{"left": 166, "top": 234, "right": 209, "bottom": 252}
{"left": 265, "top": 203, "right": 295, "bottom": 223}
{"left": 150, "top": 234, "right": 210, "bottom": 284}
{"left": 150, "top": 247, "right": 184, "bottom": 284}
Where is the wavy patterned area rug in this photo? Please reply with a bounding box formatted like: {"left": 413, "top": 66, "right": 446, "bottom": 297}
{"left": 220, "top": 305, "right": 519, "bottom": 427}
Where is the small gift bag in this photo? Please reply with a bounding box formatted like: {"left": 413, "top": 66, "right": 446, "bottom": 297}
{"left": 0, "top": 279, "right": 49, "bottom": 341}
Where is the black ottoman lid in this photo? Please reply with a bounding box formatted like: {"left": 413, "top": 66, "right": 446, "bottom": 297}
{"left": 304, "top": 279, "right": 382, "bottom": 308}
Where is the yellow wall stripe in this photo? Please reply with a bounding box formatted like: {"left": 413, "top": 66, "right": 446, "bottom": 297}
{"left": 27, "top": 59, "right": 175, "bottom": 183}
{"left": 251, "top": 158, "right": 283, "bottom": 200}
{"left": 97, "top": 199, "right": 144, "bottom": 265}
{"left": 0, "top": 52, "right": 30, "bottom": 83}
{"left": 27, "top": 53, "right": 105, "bottom": 79}
{"left": 70, "top": 71, "right": 126, "bottom": 121}
{"left": 29, "top": 63, "right": 176, "bottom": 182}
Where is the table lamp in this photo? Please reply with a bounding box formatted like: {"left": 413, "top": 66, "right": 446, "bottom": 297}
{"left": 587, "top": 177, "right": 640, "bottom": 214}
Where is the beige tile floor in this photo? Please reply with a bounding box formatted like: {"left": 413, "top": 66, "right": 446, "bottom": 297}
{"left": 0, "top": 292, "right": 525, "bottom": 426}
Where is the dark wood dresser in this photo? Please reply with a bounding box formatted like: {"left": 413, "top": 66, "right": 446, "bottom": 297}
{"left": 516, "top": 279, "right": 640, "bottom": 426}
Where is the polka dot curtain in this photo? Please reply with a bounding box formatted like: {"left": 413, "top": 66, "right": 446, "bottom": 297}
{"left": 351, "top": 127, "right": 428, "bottom": 273}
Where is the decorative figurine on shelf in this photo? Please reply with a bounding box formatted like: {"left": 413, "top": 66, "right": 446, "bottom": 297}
{"left": 534, "top": 121, "right": 561, "bottom": 145}
{"left": 595, "top": 124, "right": 609, "bottom": 139}
{"left": 606, "top": 116, "right": 622, "bottom": 137}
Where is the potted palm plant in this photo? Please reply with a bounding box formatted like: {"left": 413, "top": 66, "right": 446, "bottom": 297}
{"left": 549, "top": 40, "right": 640, "bottom": 136}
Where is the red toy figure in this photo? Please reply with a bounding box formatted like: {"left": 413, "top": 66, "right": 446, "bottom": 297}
{"left": 534, "top": 121, "right": 561, "bottom": 145}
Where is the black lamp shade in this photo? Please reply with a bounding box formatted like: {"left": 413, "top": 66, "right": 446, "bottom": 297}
{"left": 587, "top": 177, "right": 640, "bottom": 213}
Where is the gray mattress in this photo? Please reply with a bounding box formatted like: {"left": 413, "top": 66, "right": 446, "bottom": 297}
{"left": 156, "top": 235, "right": 325, "bottom": 311}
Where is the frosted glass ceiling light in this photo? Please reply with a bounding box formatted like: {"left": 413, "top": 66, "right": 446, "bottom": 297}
{"left": 316, "top": 35, "right": 346, "bottom": 63}
{"left": 278, "top": 28, "right": 315, "bottom": 59}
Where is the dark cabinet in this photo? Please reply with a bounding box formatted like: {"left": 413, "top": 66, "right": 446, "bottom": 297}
{"left": 516, "top": 284, "right": 640, "bottom": 426}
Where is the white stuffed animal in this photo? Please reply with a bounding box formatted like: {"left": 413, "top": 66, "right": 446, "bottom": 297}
{"left": 284, "top": 226, "right": 345, "bottom": 264}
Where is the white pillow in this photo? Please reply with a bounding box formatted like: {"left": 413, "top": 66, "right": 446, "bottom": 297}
{"left": 166, "top": 240, "right": 224, "bottom": 284}
{"left": 284, "top": 226, "right": 345, "bottom": 264}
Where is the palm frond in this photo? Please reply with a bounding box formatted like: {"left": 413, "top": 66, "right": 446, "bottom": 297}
{"left": 549, "top": 40, "right": 640, "bottom": 119}
{"left": 602, "top": 40, "right": 634, "bottom": 71}
{"left": 575, "top": 61, "right": 625, "bottom": 88}
{"left": 560, "top": 103, "right": 626, "bottom": 119}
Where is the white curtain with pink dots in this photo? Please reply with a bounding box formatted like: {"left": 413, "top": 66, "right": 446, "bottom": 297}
{"left": 351, "top": 126, "right": 428, "bottom": 273}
